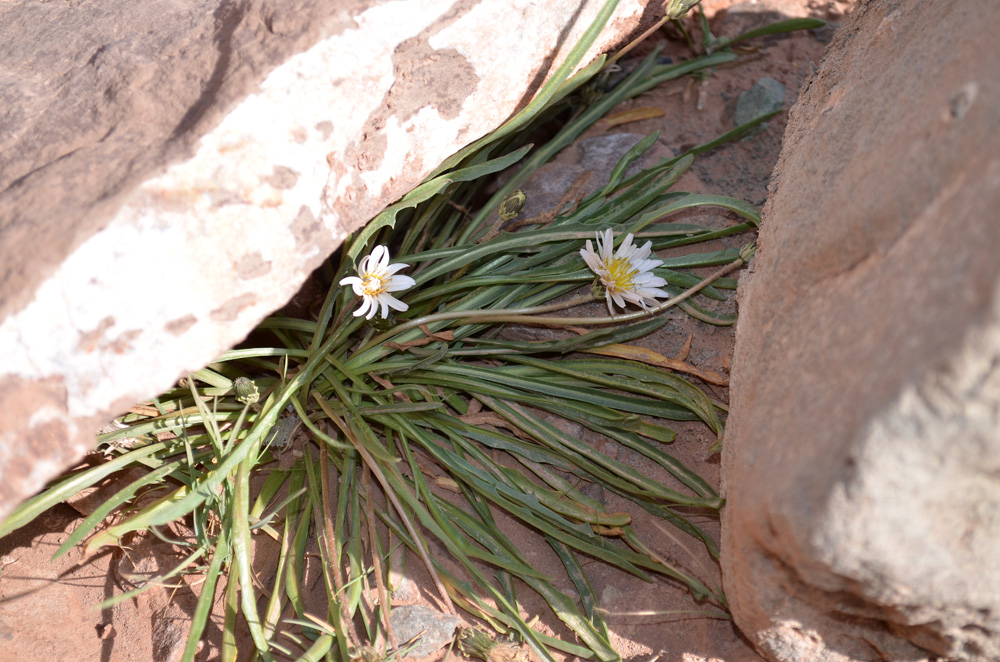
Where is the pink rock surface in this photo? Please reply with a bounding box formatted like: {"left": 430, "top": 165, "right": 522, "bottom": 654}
{"left": 0, "top": 0, "right": 652, "bottom": 521}
{"left": 722, "top": 1, "right": 1000, "bottom": 660}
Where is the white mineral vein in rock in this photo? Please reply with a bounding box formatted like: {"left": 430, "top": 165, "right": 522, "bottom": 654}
{"left": 0, "top": 0, "right": 459, "bottom": 419}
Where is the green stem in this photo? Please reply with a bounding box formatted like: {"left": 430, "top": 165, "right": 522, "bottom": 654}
{"left": 353, "top": 294, "right": 597, "bottom": 356}
{"left": 448, "top": 253, "right": 747, "bottom": 327}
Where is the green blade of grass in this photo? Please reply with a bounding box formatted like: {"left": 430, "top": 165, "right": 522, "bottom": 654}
{"left": 349, "top": 144, "right": 535, "bottom": 262}
{"left": 549, "top": 537, "right": 610, "bottom": 639}
{"left": 100, "top": 545, "right": 206, "bottom": 609}
{"left": 413, "top": 363, "right": 702, "bottom": 422}
{"left": 222, "top": 556, "right": 240, "bottom": 662}
{"left": 477, "top": 397, "right": 720, "bottom": 509}
{"left": 677, "top": 298, "right": 739, "bottom": 326}
{"left": 0, "top": 440, "right": 177, "bottom": 538}
{"left": 181, "top": 518, "right": 231, "bottom": 662}
{"left": 433, "top": 0, "right": 622, "bottom": 180}
{"left": 232, "top": 437, "right": 275, "bottom": 660}
{"left": 517, "top": 356, "right": 723, "bottom": 434}
{"left": 52, "top": 460, "right": 183, "bottom": 559}
{"left": 717, "top": 17, "right": 826, "bottom": 50}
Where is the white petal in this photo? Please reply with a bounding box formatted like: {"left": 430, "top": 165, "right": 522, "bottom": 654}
{"left": 638, "top": 286, "right": 670, "bottom": 300}
{"left": 353, "top": 296, "right": 373, "bottom": 318}
{"left": 581, "top": 244, "right": 602, "bottom": 272}
{"left": 646, "top": 276, "right": 669, "bottom": 289}
{"left": 382, "top": 293, "right": 409, "bottom": 312}
{"left": 371, "top": 245, "right": 389, "bottom": 271}
{"left": 599, "top": 229, "right": 614, "bottom": 260}
{"left": 635, "top": 258, "right": 661, "bottom": 273}
{"left": 617, "top": 233, "right": 636, "bottom": 257}
{"left": 384, "top": 262, "right": 410, "bottom": 275}
{"left": 340, "top": 276, "right": 361, "bottom": 287}
{"left": 635, "top": 270, "right": 667, "bottom": 286}
{"left": 625, "top": 293, "right": 645, "bottom": 309}
{"left": 385, "top": 275, "right": 415, "bottom": 292}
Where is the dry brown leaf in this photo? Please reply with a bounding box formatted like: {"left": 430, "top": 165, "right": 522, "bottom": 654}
{"left": 675, "top": 334, "right": 692, "bottom": 362}
{"left": 603, "top": 107, "right": 665, "bottom": 127}
{"left": 582, "top": 343, "right": 729, "bottom": 386}
{"left": 384, "top": 325, "right": 454, "bottom": 351}
{"left": 367, "top": 373, "right": 412, "bottom": 403}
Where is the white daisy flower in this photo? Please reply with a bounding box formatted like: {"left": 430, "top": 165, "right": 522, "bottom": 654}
{"left": 580, "top": 228, "right": 670, "bottom": 314}
{"left": 339, "top": 245, "right": 416, "bottom": 320}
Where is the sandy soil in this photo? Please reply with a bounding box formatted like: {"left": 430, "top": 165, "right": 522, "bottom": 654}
{"left": 0, "top": 2, "right": 853, "bottom": 660}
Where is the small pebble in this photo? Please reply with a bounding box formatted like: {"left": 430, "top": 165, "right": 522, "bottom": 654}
{"left": 734, "top": 77, "right": 786, "bottom": 128}
{"left": 390, "top": 605, "right": 462, "bottom": 659}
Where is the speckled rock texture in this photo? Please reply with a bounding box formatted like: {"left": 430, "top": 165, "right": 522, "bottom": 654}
{"left": 0, "top": 0, "right": 655, "bottom": 521}
{"left": 722, "top": 1, "right": 1000, "bottom": 661}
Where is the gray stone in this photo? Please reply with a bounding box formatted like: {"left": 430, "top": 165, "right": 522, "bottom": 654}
{"left": 734, "top": 77, "right": 785, "bottom": 127}
{"left": 511, "top": 132, "right": 671, "bottom": 222}
{"left": 722, "top": 1, "right": 1000, "bottom": 661}
{"left": 0, "top": 0, "right": 654, "bottom": 522}
{"left": 390, "top": 604, "right": 462, "bottom": 659}
{"left": 577, "top": 132, "right": 646, "bottom": 180}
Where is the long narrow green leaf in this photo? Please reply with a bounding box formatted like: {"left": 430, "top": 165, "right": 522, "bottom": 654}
{"left": 678, "top": 298, "right": 738, "bottom": 326}
{"left": 222, "top": 558, "right": 240, "bottom": 662}
{"left": 433, "top": 0, "right": 622, "bottom": 180}
{"left": 262, "top": 465, "right": 305, "bottom": 637}
{"left": 232, "top": 439, "right": 274, "bottom": 660}
{"left": 508, "top": 356, "right": 722, "bottom": 434}
{"left": 601, "top": 131, "right": 659, "bottom": 196}
{"left": 52, "top": 460, "right": 183, "bottom": 559}
{"left": 549, "top": 537, "right": 610, "bottom": 639}
{"left": 409, "top": 363, "right": 701, "bottom": 421}
{"left": 181, "top": 520, "right": 230, "bottom": 662}
{"left": 349, "top": 144, "right": 535, "bottom": 262}
{"left": 0, "top": 441, "right": 176, "bottom": 538}
{"left": 719, "top": 17, "right": 826, "bottom": 50}
{"left": 450, "top": 318, "right": 666, "bottom": 355}
{"left": 99, "top": 546, "right": 206, "bottom": 608}
{"left": 481, "top": 397, "right": 721, "bottom": 509}
{"left": 387, "top": 427, "right": 620, "bottom": 661}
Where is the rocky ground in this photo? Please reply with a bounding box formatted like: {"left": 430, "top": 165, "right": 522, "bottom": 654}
{"left": 0, "top": 1, "right": 853, "bottom": 660}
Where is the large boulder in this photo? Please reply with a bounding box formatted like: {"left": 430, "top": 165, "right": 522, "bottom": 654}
{"left": 722, "top": 1, "right": 1000, "bottom": 661}
{"left": 0, "top": 0, "right": 654, "bottom": 521}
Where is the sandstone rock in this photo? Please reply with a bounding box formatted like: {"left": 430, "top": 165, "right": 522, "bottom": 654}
{"left": 389, "top": 604, "right": 462, "bottom": 659}
{"left": 722, "top": 1, "right": 1000, "bottom": 661}
{"left": 0, "top": 0, "right": 654, "bottom": 522}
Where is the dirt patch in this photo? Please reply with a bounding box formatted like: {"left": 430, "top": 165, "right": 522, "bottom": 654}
{"left": 0, "top": 2, "right": 852, "bottom": 660}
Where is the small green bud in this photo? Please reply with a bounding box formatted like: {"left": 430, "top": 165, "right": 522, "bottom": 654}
{"left": 234, "top": 377, "right": 260, "bottom": 406}
{"left": 739, "top": 241, "right": 757, "bottom": 263}
{"left": 498, "top": 190, "right": 526, "bottom": 223}
{"left": 371, "top": 315, "right": 394, "bottom": 333}
{"left": 665, "top": 0, "right": 702, "bottom": 20}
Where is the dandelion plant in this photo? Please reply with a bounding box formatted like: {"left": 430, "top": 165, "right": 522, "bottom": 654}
{"left": 0, "top": 1, "right": 824, "bottom": 660}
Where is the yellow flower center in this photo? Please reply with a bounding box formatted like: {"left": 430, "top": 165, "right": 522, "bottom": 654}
{"left": 605, "top": 256, "right": 638, "bottom": 291}
{"left": 361, "top": 274, "right": 387, "bottom": 297}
